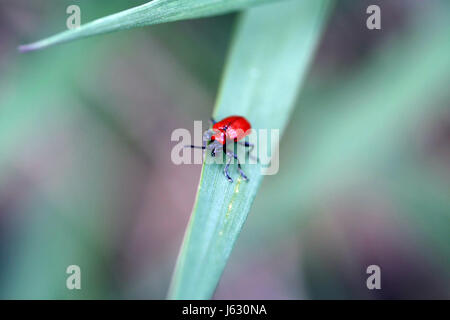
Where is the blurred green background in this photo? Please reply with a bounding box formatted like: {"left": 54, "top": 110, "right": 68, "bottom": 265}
{"left": 0, "top": 0, "right": 449, "bottom": 299}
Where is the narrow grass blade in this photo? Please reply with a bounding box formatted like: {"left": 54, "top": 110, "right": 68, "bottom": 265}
{"left": 19, "top": 0, "right": 283, "bottom": 52}
{"left": 168, "top": 0, "right": 332, "bottom": 299}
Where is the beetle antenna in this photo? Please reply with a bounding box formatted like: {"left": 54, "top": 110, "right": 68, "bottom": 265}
{"left": 185, "top": 145, "right": 206, "bottom": 149}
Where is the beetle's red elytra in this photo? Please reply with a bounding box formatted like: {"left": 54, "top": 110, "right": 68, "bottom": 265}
{"left": 211, "top": 116, "right": 252, "bottom": 145}
{"left": 186, "top": 115, "right": 254, "bottom": 182}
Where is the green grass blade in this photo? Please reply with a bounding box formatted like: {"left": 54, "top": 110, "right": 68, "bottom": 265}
{"left": 168, "top": 0, "right": 332, "bottom": 299}
{"left": 19, "top": 0, "right": 283, "bottom": 52}
{"left": 245, "top": 4, "right": 450, "bottom": 256}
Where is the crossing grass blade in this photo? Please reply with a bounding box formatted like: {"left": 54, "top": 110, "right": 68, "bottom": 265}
{"left": 19, "top": 0, "right": 284, "bottom": 52}
{"left": 168, "top": 0, "right": 332, "bottom": 299}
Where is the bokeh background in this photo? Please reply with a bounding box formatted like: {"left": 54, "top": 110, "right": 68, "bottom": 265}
{"left": 0, "top": 0, "right": 449, "bottom": 299}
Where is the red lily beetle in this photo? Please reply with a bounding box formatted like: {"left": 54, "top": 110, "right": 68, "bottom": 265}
{"left": 187, "top": 115, "right": 254, "bottom": 182}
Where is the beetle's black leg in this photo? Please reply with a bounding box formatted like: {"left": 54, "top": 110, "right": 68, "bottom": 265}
{"left": 224, "top": 156, "right": 233, "bottom": 182}
{"left": 236, "top": 160, "right": 248, "bottom": 180}
{"left": 227, "top": 151, "right": 248, "bottom": 181}
{"left": 237, "top": 141, "right": 259, "bottom": 163}
{"left": 209, "top": 118, "right": 217, "bottom": 126}
{"left": 239, "top": 141, "right": 254, "bottom": 153}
